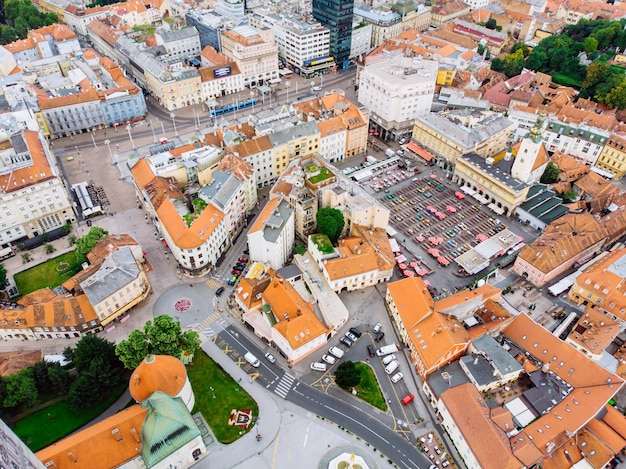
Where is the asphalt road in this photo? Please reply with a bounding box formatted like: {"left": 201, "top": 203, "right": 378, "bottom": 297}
{"left": 212, "top": 323, "right": 434, "bottom": 469}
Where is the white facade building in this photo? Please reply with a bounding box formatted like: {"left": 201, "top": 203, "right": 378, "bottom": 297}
{"left": 350, "top": 22, "right": 373, "bottom": 60}
{"left": 543, "top": 119, "right": 610, "bottom": 166}
{"left": 247, "top": 197, "right": 295, "bottom": 270}
{"left": 198, "top": 170, "right": 247, "bottom": 242}
{"left": 358, "top": 56, "right": 437, "bottom": 140}
{"left": 0, "top": 130, "right": 74, "bottom": 245}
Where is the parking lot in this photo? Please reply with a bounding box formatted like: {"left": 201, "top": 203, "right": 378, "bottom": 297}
{"left": 418, "top": 432, "right": 453, "bottom": 468}
{"left": 378, "top": 174, "right": 507, "bottom": 272}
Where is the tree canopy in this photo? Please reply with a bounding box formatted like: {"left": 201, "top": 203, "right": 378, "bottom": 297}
{"left": 115, "top": 315, "right": 201, "bottom": 369}
{"left": 334, "top": 361, "right": 361, "bottom": 389}
{"left": 493, "top": 20, "right": 626, "bottom": 108}
{"left": 66, "top": 335, "right": 124, "bottom": 410}
{"left": 540, "top": 162, "right": 560, "bottom": 184}
{"left": 315, "top": 207, "right": 345, "bottom": 243}
{"left": 0, "top": 0, "right": 57, "bottom": 45}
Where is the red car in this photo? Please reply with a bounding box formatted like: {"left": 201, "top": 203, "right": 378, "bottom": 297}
{"left": 231, "top": 269, "right": 242, "bottom": 275}
{"left": 238, "top": 256, "right": 249, "bottom": 263}
{"left": 401, "top": 393, "right": 415, "bottom": 405}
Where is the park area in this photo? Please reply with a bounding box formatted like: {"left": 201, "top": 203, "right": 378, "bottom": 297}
{"left": 354, "top": 362, "right": 387, "bottom": 411}
{"left": 12, "top": 382, "right": 128, "bottom": 451}
{"left": 187, "top": 351, "right": 258, "bottom": 444}
{"left": 14, "top": 251, "right": 78, "bottom": 296}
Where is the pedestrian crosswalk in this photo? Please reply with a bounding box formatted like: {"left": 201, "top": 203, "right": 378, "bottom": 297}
{"left": 274, "top": 373, "right": 295, "bottom": 399}
{"left": 206, "top": 278, "right": 223, "bottom": 290}
{"left": 196, "top": 311, "right": 221, "bottom": 335}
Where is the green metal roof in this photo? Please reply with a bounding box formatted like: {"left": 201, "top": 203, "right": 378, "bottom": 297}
{"left": 141, "top": 391, "right": 201, "bottom": 468}
{"left": 519, "top": 184, "right": 569, "bottom": 223}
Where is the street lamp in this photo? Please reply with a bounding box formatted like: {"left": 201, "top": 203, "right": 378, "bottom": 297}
{"left": 104, "top": 139, "right": 113, "bottom": 164}
{"left": 250, "top": 91, "right": 255, "bottom": 113}
{"left": 149, "top": 119, "right": 157, "bottom": 143}
{"left": 170, "top": 113, "right": 178, "bottom": 137}
{"left": 126, "top": 123, "right": 136, "bottom": 149}
{"left": 192, "top": 108, "right": 199, "bottom": 130}
{"left": 285, "top": 81, "right": 290, "bottom": 103}
{"left": 90, "top": 129, "right": 97, "bottom": 148}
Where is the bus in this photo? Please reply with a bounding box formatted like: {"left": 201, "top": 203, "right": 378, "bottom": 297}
{"left": 209, "top": 98, "right": 257, "bottom": 117}
{"left": 507, "top": 242, "right": 526, "bottom": 256}
{"left": 0, "top": 246, "right": 14, "bottom": 260}
{"left": 279, "top": 69, "right": 293, "bottom": 79}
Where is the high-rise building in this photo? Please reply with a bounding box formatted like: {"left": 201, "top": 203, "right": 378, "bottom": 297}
{"left": 312, "top": 0, "right": 354, "bottom": 69}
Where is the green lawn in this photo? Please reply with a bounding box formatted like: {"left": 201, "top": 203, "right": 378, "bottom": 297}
{"left": 311, "top": 233, "right": 334, "bottom": 254}
{"left": 14, "top": 251, "right": 78, "bottom": 296}
{"left": 12, "top": 382, "right": 128, "bottom": 452}
{"left": 308, "top": 167, "right": 335, "bottom": 184}
{"left": 551, "top": 72, "right": 582, "bottom": 88}
{"left": 187, "top": 351, "right": 258, "bottom": 444}
{"left": 354, "top": 362, "right": 387, "bottom": 411}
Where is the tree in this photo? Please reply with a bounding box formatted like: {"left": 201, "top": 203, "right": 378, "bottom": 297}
{"left": 67, "top": 374, "right": 94, "bottom": 411}
{"left": 68, "top": 234, "right": 78, "bottom": 246}
{"left": 540, "top": 162, "right": 560, "bottom": 184}
{"left": 559, "top": 190, "right": 578, "bottom": 203}
{"left": 490, "top": 57, "right": 505, "bottom": 72}
{"left": 72, "top": 335, "right": 123, "bottom": 390}
{"left": 583, "top": 36, "right": 598, "bottom": 54}
{"left": 599, "top": 81, "right": 626, "bottom": 109}
{"left": 115, "top": 315, "right": 201, "bottom": 369}
{"left": 32, "top": 361, "right": 51, "bottom": 391}
{"left": 315, "top": 207, "right": 345, "bottom": 243}
{"left": 3, "top": 369, "right": 37, "bottom": 410}
{"left": 74, "top": 226, "right": 109, "bottom": 262}
{"left": 511, "top": 42, "right": 530, "bottom": 58}
{"left": 0, "top": 263, "right": 6, "bottom": 290}
{"left": 47, "top": 363, "right": 70, "bottom": 394}
{"left": 485, "top": 18, "right": 497, "bottom": 30}
{"left": 21, "top": 253, "right": 30, "bottom": 263}
{"left": 334, "top": 361, "right": 361, "bottom": 389}
{"left": 293, "top": 245, "right": 306, "bottom": 255}
{"left": 44, "top": 243, "right": 55, "bottom": 254}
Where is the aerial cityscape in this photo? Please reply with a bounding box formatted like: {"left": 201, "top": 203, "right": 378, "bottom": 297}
{"left": 0, "top": 0, "right": 624, "bottom": 467}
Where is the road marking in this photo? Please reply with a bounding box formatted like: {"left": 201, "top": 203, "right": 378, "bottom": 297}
{"left": 274, "top": 373, "right": 295, "bottom": 398}
{"left": 322, "top": 404, "right": 391, "bottom": 445}
{"left": 249, "top": 371, "right": 260, "bottom": 381}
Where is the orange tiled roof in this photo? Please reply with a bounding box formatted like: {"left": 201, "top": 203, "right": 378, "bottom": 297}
{"left": 263, "top": 276, "right": 327, "bottom": 349}
{"left": 0, "top": 131, "right": 55, "bottom": 193}
{"left": 36, "top": 404, "right": 148, "bottom": 469}
{"left": 440, "top": 383, "right": 525, "bottom": 469}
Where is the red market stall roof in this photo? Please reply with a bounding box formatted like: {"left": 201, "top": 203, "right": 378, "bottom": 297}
{"left": 406, "top": 141, "right": 434, "bottom": 162}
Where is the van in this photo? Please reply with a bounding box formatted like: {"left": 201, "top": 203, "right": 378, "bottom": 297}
{"left": 376, "top": 344, "right": 399, "bottom": 357}
{"left": 382, "top": 354, "right": 396, "bottom": 365}
{"left": 244, "top": 352, "right": 260, "bottom": 367}
{"left": 329, "top": 346, "right": 344, "bottom": 359}
{"left": 310, "top": 362, "right": 327, "bottom": 372}
{"left": 385, "top": 360, "right": 400, "bottom": 375}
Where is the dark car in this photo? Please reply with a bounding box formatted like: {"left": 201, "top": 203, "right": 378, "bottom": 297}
{"left": 349, "top": 327, "right": 362, "bottom": 338}
{"left": 375, "top": 331, "right": 385, "bottom": 342}
{"left": 215, "top": 286, "right": 224, "bottom": 296}
{"left": 339, "top": 336, "right": 353, "bottom": 348}
{"left": 227, "top": 278, "right": 236, "bottom": 286}
{"left": 243, "top": 249, "right": 250, "bottom": 255}
{"left": 233, "top": 264, "right": 245, "bottom": 271}
{"left": 367, "top": 345, "right": 375, "bottom": 357}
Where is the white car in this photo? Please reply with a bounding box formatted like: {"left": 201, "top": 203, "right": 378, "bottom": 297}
{"left": 385, "top": 360, "right": 400, "bottom": 375}
{"left": 382, "top": 354, "right": 396, "bottom": 365}
{"left": 373, "top": 322, "right": 382, "bottom": 333}
{"left": 310, "top": 362, "right": 327, "bottom": 372}
{"left": 265, "top": 352, "right": 276, "bottom": 364}
{"left": 345, "top": 331, "right": 358, "bottom": 342}
{"left": 329, "top": 346, "right": 344, "bottom": 359}
{"left": 391, "top": 372, "right": 404, "bottom": 383}
{"left": 313, "top": 86, "right": 322, "bottom": 91}
{"left": 322, "top": 354, "right": 336, "bottom": 365}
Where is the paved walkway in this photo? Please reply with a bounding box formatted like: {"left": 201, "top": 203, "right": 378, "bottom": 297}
{"left": 193, "top": 334, "right": 387, "bottom": 469}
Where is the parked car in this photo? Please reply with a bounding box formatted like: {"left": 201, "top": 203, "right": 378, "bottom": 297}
{"left": 243, "top": 249, "right": 249, "bottom": 255}
{"left": 345, "top": 331, "right": 358, "bottom": 342}
{"left": 310, "top": 362, "right": 327, "bottom": 372}
{"left": 382, "top": 354, "right": 396, "bottom": 365}
{"left": 375, "top": 331, "right": 385, "bottom": 342}
{"left": 367, "top": 345, "right": 376, "bottom": 357}
{"left": 373, "top": 323, "right": 382, "bottom": 333}
{"left": 231, "top": 269, "right": 242, "bottom": 275}
{"left": 349, "top": 327, "right": 362, "bottom": 338}
{"left": 339, "top": 336, "right": 353, "bottom": 348}
{"left": 227, "top": 278, "right": 236, "bottom": 286}
{"left": 238, "top": 256, "right": 249, "bottom": 263}
{"left": 402, "top": 393, "right": 415, "bottom": 405}
{"left": 391, "top": 372, "right": 403, "bottom": 383}
{"left": 265, "top": 352, "right": 276, "bottom": 364}
{"left": 329, "top": 346, "right": 344, "bottom": 358}
{"left": 322, "top": 354, "right": 336, "bottom": 365}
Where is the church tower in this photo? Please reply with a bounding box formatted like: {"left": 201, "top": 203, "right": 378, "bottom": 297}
{"left": 510, "top": 112, "right": 550, "bottom": 184}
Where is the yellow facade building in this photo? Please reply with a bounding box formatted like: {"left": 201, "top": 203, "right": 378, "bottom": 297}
{"left": 594, "top": 134, "right": 626, "bottom": 180}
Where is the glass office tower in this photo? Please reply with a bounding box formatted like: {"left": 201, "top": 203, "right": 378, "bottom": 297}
{"left": 312, "top": 0, "right": 354, "bottom": 69}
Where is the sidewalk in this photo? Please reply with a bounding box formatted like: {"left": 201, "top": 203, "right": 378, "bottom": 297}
{"left": 195, "top": 338, "right": 282, "bottom": 468}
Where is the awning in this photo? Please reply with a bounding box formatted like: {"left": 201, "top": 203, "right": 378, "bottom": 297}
{"left": 488, "top": 203, "right": 505, "bottom": 215}
{"left": 268, "top": 78, "right": 282, "bottom": 84}
{"left": 460, "top": 185, "right": 476, "bottom": 196}
{"left": 406, "top": 141, "right": 434, "bottom": 162}
{"left": 473, "top": 193, "right": 489, "bottom": 204}
{"left": 590, "top": 166, "right": 615, "bottom": 179}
